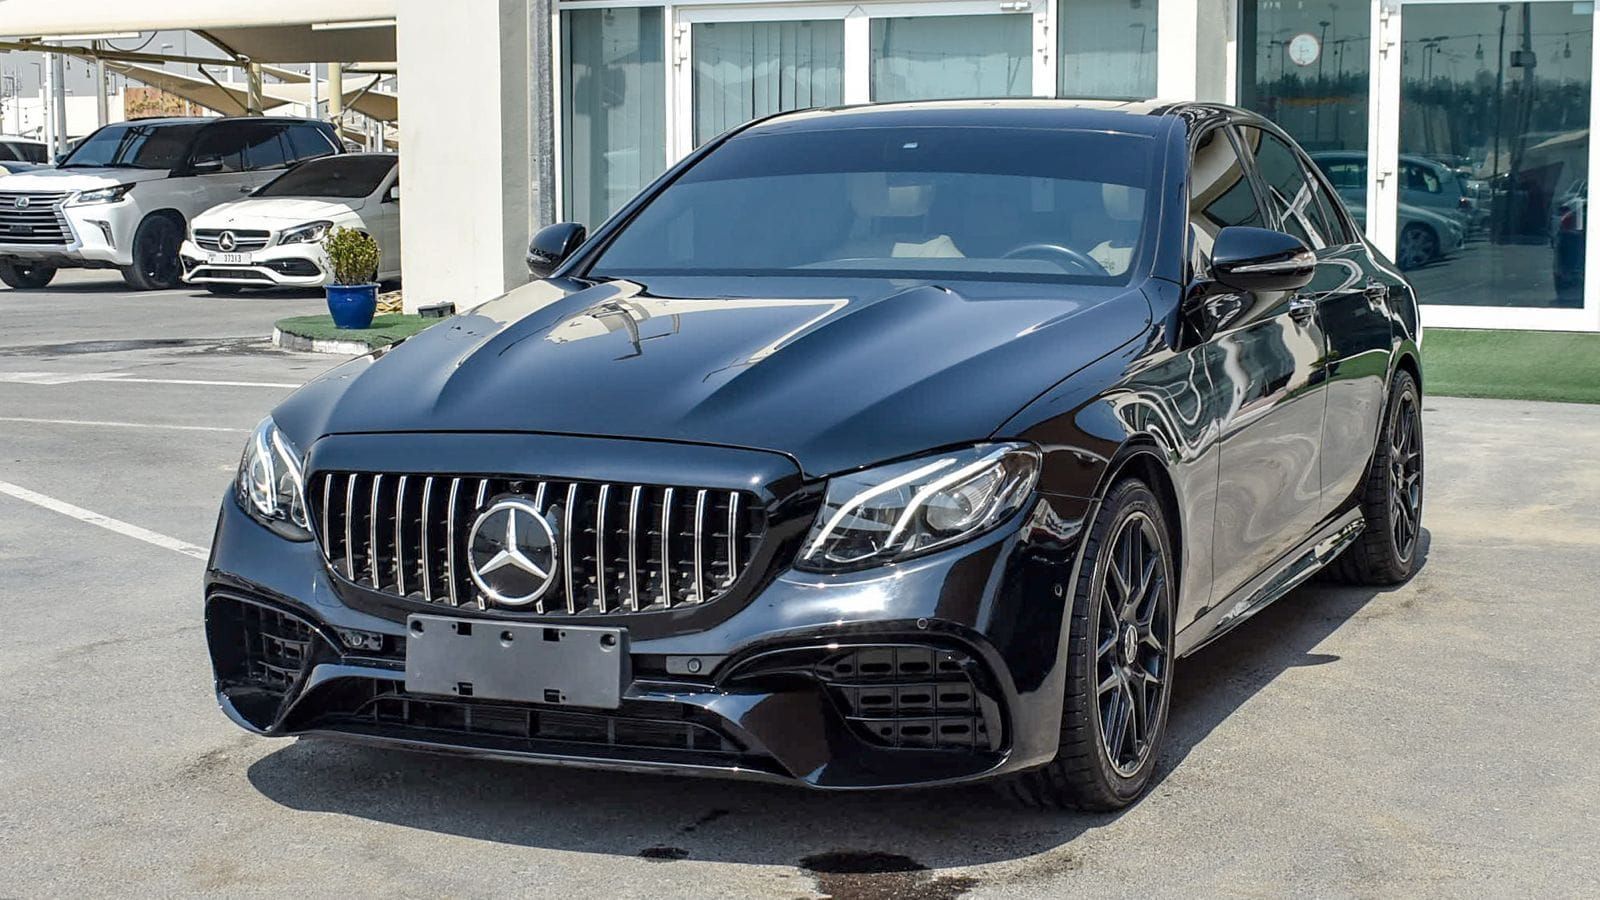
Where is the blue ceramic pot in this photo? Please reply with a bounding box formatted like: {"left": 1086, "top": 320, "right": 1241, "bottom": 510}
{"left": 326, "top": 283, "right": 379, "bottom": 329}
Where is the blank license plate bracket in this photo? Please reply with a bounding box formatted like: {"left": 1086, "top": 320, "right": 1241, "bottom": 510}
{"left": 404, "top": 615, "right": 629, "bottom": 709}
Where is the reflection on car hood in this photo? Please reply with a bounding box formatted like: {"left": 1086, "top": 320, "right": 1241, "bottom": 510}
{"left": 0, "top": 167, "right": 169, "bottom": 192}
{"left": 194, "top": 196, "right": 364, "bottom": 227}
{"left": 285, "top": 275, "right": 1151, "bottom": 477}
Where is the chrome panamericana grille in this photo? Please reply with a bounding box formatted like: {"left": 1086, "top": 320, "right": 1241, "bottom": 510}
{"left": 309, "top": 472, "right": 763, "bottom": 615}
{"left": 194, "top": 228, "right": 271, "bottom": 252}
{"left": 0, "top": 191, "right": 73, "bottom": 245}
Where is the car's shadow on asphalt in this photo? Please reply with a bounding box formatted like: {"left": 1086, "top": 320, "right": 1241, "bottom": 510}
{"left": 245, "top": 531, "right": 1431, "bottom": 875}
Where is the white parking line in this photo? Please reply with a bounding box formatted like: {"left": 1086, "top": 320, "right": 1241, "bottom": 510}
{"left": 0, "top": 371, "right": 300, "bottom": 388}
{"left": 0, "top": 480, "right": 210, "bottom": 561}
{"left": 0, "top": 416, "right": 247, "bottom": 433}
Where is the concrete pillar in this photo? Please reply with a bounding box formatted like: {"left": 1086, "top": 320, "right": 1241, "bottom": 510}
{"left": 327, "top": 63, "right": 343, "bottom": 122}
{"left": 395, "top": 0, "right": 533, "bottom": 313}
{"left": 246, "top": 62, "right": 265, "bottom": 115}
{"left": 1158, "top": 0, "right": 1235, "bottom": 102}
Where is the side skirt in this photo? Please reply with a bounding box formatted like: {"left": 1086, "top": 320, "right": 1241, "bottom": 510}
{"left": 1174, "top": 510, "right": 1366, "bottom": 658}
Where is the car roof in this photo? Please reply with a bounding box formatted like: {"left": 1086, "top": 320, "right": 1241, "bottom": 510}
{"left": 108, "top": 116, "right": 333, "bottom": 127}
{"left": 738, "top": 98, "right": 1277, "bottom": 140}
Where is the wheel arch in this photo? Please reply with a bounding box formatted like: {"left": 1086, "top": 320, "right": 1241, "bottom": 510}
{"left": 1089, "top": 440, "right": 1185, "bottom": 599}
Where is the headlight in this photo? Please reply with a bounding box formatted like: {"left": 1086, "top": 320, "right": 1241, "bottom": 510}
{"left": 797, "top": 443, "right": 1041, "bottom": 572}
{"left": 69, "top": 183, "right": 136, "bottom": 206}
{"left": 279, "top": 220, "right": 334, "bottom": 245}
{"left": 236, "top": 417, "right": 312, "bottom": 540}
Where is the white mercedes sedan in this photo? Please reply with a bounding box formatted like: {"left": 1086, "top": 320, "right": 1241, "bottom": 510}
{"left": 180, "top": 152, "right": 398, "bottom": 293}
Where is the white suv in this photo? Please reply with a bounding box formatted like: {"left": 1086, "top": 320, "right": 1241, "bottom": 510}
{"left": 0, "top": 117, "right": 341, "bottom": 290}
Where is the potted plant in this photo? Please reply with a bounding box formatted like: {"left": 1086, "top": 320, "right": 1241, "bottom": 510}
{"left": 322, "top": 227, "right": 381, "bottom": 329}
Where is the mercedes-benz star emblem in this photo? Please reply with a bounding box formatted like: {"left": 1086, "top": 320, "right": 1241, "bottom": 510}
{"left": 467, "top": 498, "right": 559, "bottom": 607}
{"left": 217, "top": 230, "right": 237, "bottom": 251}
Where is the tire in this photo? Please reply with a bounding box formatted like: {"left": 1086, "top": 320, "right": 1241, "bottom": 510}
{"left": 1327, "top": 369, "right": 1424, "bottom": 585}
{"left": 1396, "top": 223, "right": 1438, "bottom": 271}
{"left": 205, "top": 283, "right": 243, "bottom": 296}
{"left": 1005, "top": 478, "right": 1177, "bottom": 811}
{"left": 120, "top": 215, "right": 184, "bottom": 291}
{"left": 0, "top": 260, "right": 57, "bottom": 289}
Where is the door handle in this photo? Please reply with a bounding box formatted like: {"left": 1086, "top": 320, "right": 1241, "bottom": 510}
{"left": 1288, "top": 294, "right": 1317, "bottom": 323}
{"left": 1364, "top": 279, "right": 1388, "bottom": 301}
{"left": 239, "top": 186, "right": 252, "bottom": 193}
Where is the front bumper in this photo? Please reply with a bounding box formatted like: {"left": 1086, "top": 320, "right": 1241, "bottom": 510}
{"left": 0, "top": 198, "right": 141, "bottom": 268}
{"left": 180, "top": 239, "right": 329, "bottom": 288}
{"left": 205, "top": 477, "right": 1091, "bottom": 790}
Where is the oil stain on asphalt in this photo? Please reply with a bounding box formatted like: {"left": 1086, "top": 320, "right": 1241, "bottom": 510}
{"left": 799, "top": 851, "right": 978, "bottom": 900}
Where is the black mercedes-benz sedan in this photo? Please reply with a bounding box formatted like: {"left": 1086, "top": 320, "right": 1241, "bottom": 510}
{"left": 208, "top": 101, "right": 1423, "bottom": 810}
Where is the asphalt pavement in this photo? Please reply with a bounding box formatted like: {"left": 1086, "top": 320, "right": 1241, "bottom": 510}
{"left": 2, "top": 272, "right": 1597, "bottom": 898}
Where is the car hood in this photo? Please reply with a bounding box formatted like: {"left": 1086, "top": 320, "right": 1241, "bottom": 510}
{"left": 283, "top": 275, "right": 1151, "bottom": 478}
{"left": 195, "top": 197, "right": 363, "bottom": 227}
{"left": 0, "top": 167, "right": 169, "bottom": 192}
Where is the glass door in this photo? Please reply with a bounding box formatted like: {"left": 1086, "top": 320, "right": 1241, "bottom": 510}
{"left": 1373, "top": 0, "right": 1600, "bottom": 330}
{"left": 675, "top": 5, "right": 853, "bottom": 158}
{"left": 673, "top": 2, "right": 1049, "bottom": 160}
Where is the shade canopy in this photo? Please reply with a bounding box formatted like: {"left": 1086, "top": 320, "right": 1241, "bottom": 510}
{"left": 0, "top": 0, "right": 396, "bottom": 63}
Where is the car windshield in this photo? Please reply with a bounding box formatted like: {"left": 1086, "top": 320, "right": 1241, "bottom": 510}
{"left": 256, "top": 155, "right": 395, "bottom": 198}
{"left": 59, "top": 122, "right": 202, "bottom": 169}
{"left": 588, "top": 126, "right": 1156, "bottom": 283}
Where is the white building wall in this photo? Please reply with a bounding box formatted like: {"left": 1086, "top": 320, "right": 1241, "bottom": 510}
{"left": 395, "top": 0, "right": 533, "bottom": 313}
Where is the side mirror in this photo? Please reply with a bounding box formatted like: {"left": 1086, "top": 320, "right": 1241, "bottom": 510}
{"left": 1209, "top": 226, "right": 1315, "bottom": 293}
{"left": 527, "top": 222, "right": 587, "bottom": 279}
{"left": 190, "top": 156, "right": 224, "bottom": 175}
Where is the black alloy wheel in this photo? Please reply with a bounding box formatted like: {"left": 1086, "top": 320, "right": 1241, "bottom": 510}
{"left": 122, "top": 215, "right": 184, "bottom": 291}
{"left": 1388, "top": 388, "right": 1423, "bottom": 563}
{"left": 1328, "top": 369, "right": 1425, "bottom": 585}
{"left": 0, "top": 260, "right": 57, "bottom": 289}
{"left": 1006, "top": 478, "right": 1176, "bottom": 810}
{"left": 1095, "top": 510, "right": 1173, "bottom": 778}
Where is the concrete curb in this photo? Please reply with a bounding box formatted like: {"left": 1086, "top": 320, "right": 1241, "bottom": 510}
{"left": 272, "top": 327, "right": 374, "bottom": 356}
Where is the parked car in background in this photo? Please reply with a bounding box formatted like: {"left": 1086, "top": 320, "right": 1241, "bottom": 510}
{"left": 0, "top": 160, "right": 44, "bottom": 175}
{"left": 0, "top": 136, "right": 48, "bottom": 164}
{"left": 1551, "top": 177, "right": 1586, "bottom": 294}
{"left": 204, "top": 101, "right": 1424, "bottom": 812}
{"left": 1311, "top": 151, "right": 1470, "bottom": 269}
{"left": 180, "top": 153, "right": 399, "bottom": 294}
{"left": 0, "top": 116, "right": 341, "bottom": 290}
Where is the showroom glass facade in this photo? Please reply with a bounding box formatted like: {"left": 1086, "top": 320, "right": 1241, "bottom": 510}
{"left": 558, "top": 0, "right": 1160, "bottom": 227}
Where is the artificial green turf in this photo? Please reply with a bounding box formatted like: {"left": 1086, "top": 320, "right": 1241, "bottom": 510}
{"left": 1423, "top": 328, "right": 1600, "bottom": 404}
{"left": 275, "top": 313, "right": 435, "bottom": 349}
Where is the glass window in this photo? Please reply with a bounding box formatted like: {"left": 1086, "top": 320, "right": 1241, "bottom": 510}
{"left": 692, "top": 20, "right": 844, "bottom": 147}
{"left": 1399, "top": 2, "right": 1591, "bottom": 307}
{"left": 257, "top": 154, "right": 396, "bottom": 198}
{"left": 870, "top": 15, "right": 1032, "bottom": 101}
{"left": 1239, "top": 1, "right": 1372, "bottom": 216}
{"left": 1189, "top": 127, "right": 1265, "bottom": 271}
{"left": 1237, "top": 125, "right": 1326, "bottom": 248}
{"left": 562, "top": 8, "right": 667, "bottom": 227}
{"left": 1058, "top": 0, "right": 1158, "bottom": 98}
{"left": 286, "top": 124, "right": 338, "bottom": 163}
{"left": 591, "top": 126, "right": 1156, "bottom": 283}
{"left": 58, "top": 122, "right": 202, "bottom": 170}
{"left": 188, "top": 124, "right": 250, "bottom": 173}
{"left": 243, "top": 125, "right": 289, "bottom": 171}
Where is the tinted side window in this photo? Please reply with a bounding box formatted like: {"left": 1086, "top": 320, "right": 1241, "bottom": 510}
{"left": 1188, "top": 127, "right": 1265, "bottom": 272}
{"left": 287, "top": 124, "right": 338, "bottom": 163}
{"left": 1306, "top": 166, "right": 1353, "bottom": 246}
{"left": 1236, "top": 126, "right": 1324, "bottom": 248}
{"left": 0, "top": 142, "right": 19, "bottom": 162}
{"left": 1319, "top": 160, "right": 1365, "bottom": 191}
{"left": 242, "top": 124, "right": 289, "bottom": 170}
{"left": 1402, "top": 163, "right": 1441, "bottom": 193}
{"left": 189, "top": 124, "right": 250, "bottom": 173}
